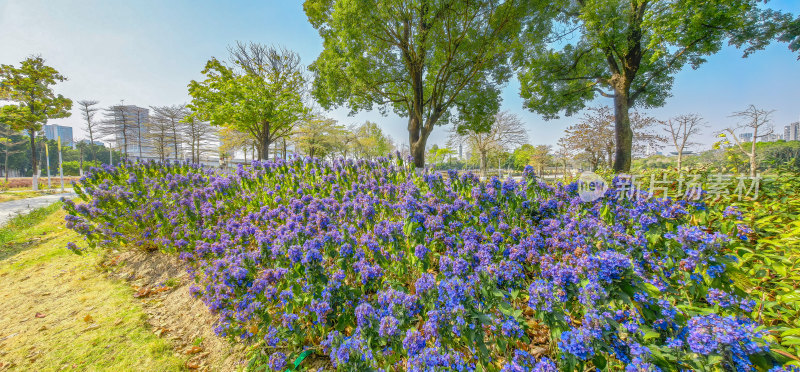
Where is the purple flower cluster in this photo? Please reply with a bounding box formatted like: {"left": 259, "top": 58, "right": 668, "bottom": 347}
{"left": 62, "top": 157, "right": 777, "bottom": 370}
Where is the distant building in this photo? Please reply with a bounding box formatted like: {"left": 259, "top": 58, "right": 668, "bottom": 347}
{"left": 786, "top": 122, "right": 800, "bottom": 142}
{"left": 42, "top": 124, "right": 74, "bottom": 148}
{"left": 759, "top": 133, "right": 782, "bottom": 143}
{"left": 739, "top": 132, "right": 753, "bottom": 142}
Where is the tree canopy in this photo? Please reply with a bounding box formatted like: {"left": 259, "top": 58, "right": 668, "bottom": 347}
{"left": 305, "top": 0, "right": 553, "bottom": 168}
{"left": 517, "top": 0, "right": 784, "bottom": 172}
{"left": 187, "top": 42, "right": 307, "bottom": 160}
{"left": 0, "top": 56, "right": 72, "bottom": 189}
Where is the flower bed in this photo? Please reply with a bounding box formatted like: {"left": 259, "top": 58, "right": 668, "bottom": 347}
{"left": 63, "top": 157, "right": 787, "bottom": 371}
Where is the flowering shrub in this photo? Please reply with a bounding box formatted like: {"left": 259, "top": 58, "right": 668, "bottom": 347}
{"left": 63, "top": 157, "right": 786, "bottom": 371}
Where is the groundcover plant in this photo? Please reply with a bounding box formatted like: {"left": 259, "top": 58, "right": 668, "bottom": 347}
{"left": 63, "top": 156, "right": 792, "bottom": 371}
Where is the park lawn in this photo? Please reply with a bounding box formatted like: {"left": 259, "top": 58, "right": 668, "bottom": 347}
{"left": 0, "top": 203, "right": 187, "bottom": 371}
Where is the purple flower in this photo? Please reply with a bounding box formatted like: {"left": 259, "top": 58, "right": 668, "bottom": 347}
{"left": 414, "top": 244, "right": 428, "bottom": 260}
{"left": 268, "top": 352, "right": 286, "bottom": 370}
{"left": 378, "top": 316, "right": 399, "bottom": 338}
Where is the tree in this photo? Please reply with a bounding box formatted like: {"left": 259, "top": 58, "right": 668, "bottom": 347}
{"left": 662, "top": 114, "right": 705, "bottom": 171}
{"left": 306, "top": 0, "right": 553, "bottom": 169}
{"left": 100, "top": 105, "right": 135, "bottom": 158}
{"left": 511, "top": 144, "right": 552, "bottom": 174}
{"left": 0, "top": 122, "right": 27, "bottom": 182}
{"left": 352, "top": 121, "right": 393, "bottom": 159}
{"left": 559, "top": 107, "right": 662, "bottom": 171}
{"left": 720, "top": 105, "right": 775, "bottom": 177}
{"left": 182, "top": 114, "right": 216, "bottom": 163}
{"left": 0, "top": 56, "right": 72, "bottom": 190}
{"left": 219, "top": 127, "right": 256, "bottom": 162}
{"left": 131, "top": 107, "right": 148, "bottom": 159}
{"left": 147, "top": 112, "right": 174, "bottom": 161}
{"left": 77, "top": 100, "right": 101, "bottom": 163}
{"left": 293, "top": 116, "right": 346, "bottom": 159}
{"left": 517, "top": 0, "right": 782, "bottom": 172}
{"left": 426, "top": 144, "right": 455, "bottom": 167}
{"left": 554, "top": 138, "right": 573, "bottom": 176}
{"left": 778, "top": 14, "right": 800, "bottom": 59}
{"left": 188, "top": 42, "right": 307, "bottom": 160}
{"left": 449, "top": 111, "right": 528, "bottom": 176}
{"left": 150, "top": 105, "right": 187, "bottom": 160}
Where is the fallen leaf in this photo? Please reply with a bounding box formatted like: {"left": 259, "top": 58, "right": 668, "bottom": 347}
{"left": 83, "top": 314, "right": 93, "bottom": 323}
{"left": 38, "top": 325, "right": 47, "bottom": 332}
{"left": 186, "top": 362, "right": 200, "bottom": 370}
{"left": 34, "top": 312, "right": 46, "bottom": 318}
{"left": 133, "top": 288, "right": 151, "bottom": 298}
{"left": 185, "top": 346, "right": 203, "bottom": 355}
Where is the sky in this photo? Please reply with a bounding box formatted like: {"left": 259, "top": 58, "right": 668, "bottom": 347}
{"left": 1, "top": 0, "right": 798, "bottom": 153}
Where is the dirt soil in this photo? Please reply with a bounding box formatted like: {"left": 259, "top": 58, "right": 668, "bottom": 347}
{"left": 104, "top": 250, "right": 250, "bottom": 371}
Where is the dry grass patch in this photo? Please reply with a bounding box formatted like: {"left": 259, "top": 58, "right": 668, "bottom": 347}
{"left": 0, "top": 205, "right": 187, "bottom": 371}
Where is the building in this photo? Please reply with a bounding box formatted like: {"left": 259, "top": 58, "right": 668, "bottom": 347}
{"left": 739, "top": 132, "right": 753, "bottom": 142}
{"left": 786, "top": 122, "right": 800, "bottom": 142}
{"left": 759, "top": 133, "right": 782, "bottom": 143}
{"left": 42, "top": 124, "right": 74, "bottom": 148}
{"left": 106, "top": 105, "right": 158, "bottom": 159}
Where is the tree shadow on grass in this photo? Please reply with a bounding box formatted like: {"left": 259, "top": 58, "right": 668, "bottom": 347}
{"left": 0, "top": 235, "right": 58, "bottom": 262}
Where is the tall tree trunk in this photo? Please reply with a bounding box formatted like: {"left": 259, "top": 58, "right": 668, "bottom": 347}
{"left": 4, "top": 149, "right": 9, "bottom": 182}
{"left": 479, "top": 150, "right": 487, "bottom": 177}
{"left": 612, "top": 92, "right": 633, "bottom": 172}
{"left": 28, "top": 131, "right": 38, "bottom": 191}
{"left": 259, "top": 139, "right": 270, "bottom": 161}
{"left": 749, "top": 131, "right": 757, "bottom": 177}
{"left": 171, "top": 120, "right": 179, "bottom": 161}
{"left": 407, "top": 114, "right": 429, "bottom": 169}
{"left": 677, "top": 152, "right": 683, "bottom": 171}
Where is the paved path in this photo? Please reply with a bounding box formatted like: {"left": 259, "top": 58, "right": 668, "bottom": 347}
{"left": 0, "top": 193, "right": 76, "bottom": 226}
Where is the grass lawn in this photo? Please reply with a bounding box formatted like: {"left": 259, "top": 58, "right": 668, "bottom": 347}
{"left": 0, "top": 203, "right": 187, "bottom": 371}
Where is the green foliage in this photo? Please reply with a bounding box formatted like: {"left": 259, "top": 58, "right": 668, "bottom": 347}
{"left": 0, "top": 56, "right": 72, "bottom": 134}
{"left": 187, "top": 44, "right": 307, "bottom": 160}
{"left": 517, "top": 0, "right": 782, "bottom": 171}
{"left": 352, "top": 121, "right": 393, "bottom": 159}
{"left": 0, "top": 56, "right": 72, "bottom": 183}
{"left": 62, "top": 160, "right": 101, "bottom": 176}
{"left": 702, "top": 171, "right": 800, "bottom": 363}
{"left": 510, "top": 144, "right": 552, "bottom": 172}
{"left": 293, "top": 116, "right": 347, "bottom": 159}
{"left": 778, "top": 14, "right": 800, "bottom": 58}
{"left": 305, "top": 0, "right": 553, "bottom": 167}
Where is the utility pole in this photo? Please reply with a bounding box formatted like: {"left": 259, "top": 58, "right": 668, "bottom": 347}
{"left": 45, "top": 141, "right": 51, "bottom": 189}
{"left": 57, "top": 136, "right": 64, "bottom": 192}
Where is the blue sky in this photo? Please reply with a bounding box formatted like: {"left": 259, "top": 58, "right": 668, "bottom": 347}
{"left": 1, "top": 0, "right": 798, "bottom": 152}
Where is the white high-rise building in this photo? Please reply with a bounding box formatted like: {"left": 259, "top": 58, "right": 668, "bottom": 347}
{"left": 785, "top": 122, "right": 800, "bottom": 142}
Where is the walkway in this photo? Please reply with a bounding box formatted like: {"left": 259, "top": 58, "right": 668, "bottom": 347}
{"left": 0, "top": 193, "right": 76, "bottom": 226}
